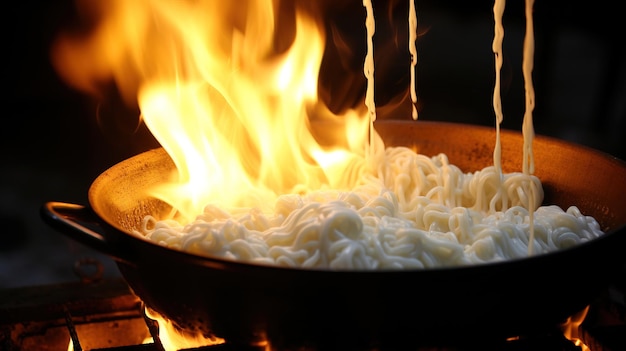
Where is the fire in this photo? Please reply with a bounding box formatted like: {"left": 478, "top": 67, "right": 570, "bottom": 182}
{"left": 561, "top": 305, "right": 591, "bottom": 351}
{"left": 144, "top": 307, "right": 229, "bottom": 351}
{"left": 52, "top": 0, "right": 372, "bottom": 222}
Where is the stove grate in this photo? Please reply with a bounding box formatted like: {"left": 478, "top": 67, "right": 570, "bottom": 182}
{"left": 1, "top": 278, "right": 624, "bottom": 351}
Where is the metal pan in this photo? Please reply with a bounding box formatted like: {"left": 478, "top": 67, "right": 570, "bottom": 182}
{"left": 41, "top": 120, "right": 626, "bottom": 349}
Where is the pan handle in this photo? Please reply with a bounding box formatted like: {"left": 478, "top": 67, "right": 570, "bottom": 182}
{"left": 40, "top": 201, "right": 135, "bottom": 265}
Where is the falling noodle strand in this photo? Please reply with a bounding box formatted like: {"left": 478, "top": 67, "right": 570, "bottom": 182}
{"left": 522, "top": 0, "right": 537, "bottom": 254}
{"left": 408, "top": 0, "right": 418, "bottom": 120}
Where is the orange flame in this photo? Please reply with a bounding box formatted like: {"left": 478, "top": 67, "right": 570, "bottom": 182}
{"left": 52, "top": 0, "right": 372, "bottom": 222}
{"left": 144, "top": 307, "right": 228, "bottom": 351}
{"left": 561, "top": 305, "right": 591, "bottom": 351}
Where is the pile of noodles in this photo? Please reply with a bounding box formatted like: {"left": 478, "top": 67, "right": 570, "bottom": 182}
{"left": 135, "top": 143, "right": 604, "bottom": 269}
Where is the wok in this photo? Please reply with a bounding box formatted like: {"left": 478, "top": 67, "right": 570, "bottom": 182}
{"left": 41, "top": 120, "right": 626, "bottom": 350}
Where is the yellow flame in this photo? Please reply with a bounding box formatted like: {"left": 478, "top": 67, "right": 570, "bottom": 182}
{"left": 561, "top": 305, "right": 591, "bottom": 351}
{"left": 52, "top": 0, "right": 371, "bottom": 222}
{"left": 144, "top": 307, "right": 227, "bottom": 351}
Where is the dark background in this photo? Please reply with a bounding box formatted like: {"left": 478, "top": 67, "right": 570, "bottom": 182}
{"left": 1, "top": 0, "right": 624, "bottom": 288}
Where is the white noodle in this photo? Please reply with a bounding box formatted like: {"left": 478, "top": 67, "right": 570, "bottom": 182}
{"left": 408, "top": 0, "right": 418, "bottom": 120}
{"left": 492, "top": 0, "right": 506, "bottom": 178}
{"left": 522, "top": 0, "right": 537, "bottom": 254}
{"left": 522, "top": 0, "right": 536, "bottom": 176}
{"left": 136, "top": 144, "right": 604, "bottom": 269}
{"left": 363, "top": 0, "right": 376, "bottom": 123}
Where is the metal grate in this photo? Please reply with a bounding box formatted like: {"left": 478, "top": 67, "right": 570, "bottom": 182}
{"left": 1, "top": 278, "right": 624, "bottom": 351}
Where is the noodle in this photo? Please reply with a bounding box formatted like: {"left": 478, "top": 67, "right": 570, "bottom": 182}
{"left": 521, "top": 0, "right": 537, "bottom": 254}
{"left": 136, "top": 145, "right": 604, "bottom": 269}
{"left": 362, "top": 0, "right": 376, "bottom": 123}
{"left": 492, "top": 0, "right": 506, "bottom": 177}
{"left": 408, "top": 0, "right": 418, "bottom": 120}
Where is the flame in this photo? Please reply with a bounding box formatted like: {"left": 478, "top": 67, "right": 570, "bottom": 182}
{"left": 52, "top": 0, "right": 372, "bottom": 222}
{"left": 144, "top": 307, "right": 229, "bottom": 351}
{"left": 561, "top": 305, "right": 591, "bottom": 351}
